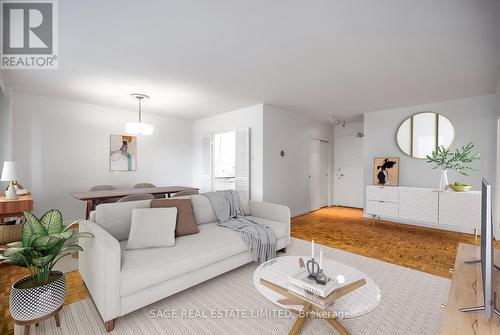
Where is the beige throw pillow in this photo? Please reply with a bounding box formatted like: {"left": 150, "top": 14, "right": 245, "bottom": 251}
{"left": 126, "top": 208, "right": 177, "bottom": 250}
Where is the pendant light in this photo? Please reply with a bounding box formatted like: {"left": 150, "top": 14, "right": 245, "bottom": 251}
{"left": 126, "top": 93, "right": 154, "bottom": 135}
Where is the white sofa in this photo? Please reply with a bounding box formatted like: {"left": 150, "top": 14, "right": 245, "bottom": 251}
{"left": 79, "top": 195, "right": 291, "bottom": 331}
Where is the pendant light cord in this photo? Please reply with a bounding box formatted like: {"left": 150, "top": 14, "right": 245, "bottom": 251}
{"left": 138, "top": 97, "right": 142, "bottom": 123}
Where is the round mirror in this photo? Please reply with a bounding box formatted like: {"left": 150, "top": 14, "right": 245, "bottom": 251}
{"left": 396, "top": 112, "right": 454, "bottom": 159}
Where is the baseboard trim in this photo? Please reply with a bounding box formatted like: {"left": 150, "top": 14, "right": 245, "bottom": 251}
{"left": 292, "top": 209, "right": 309, "bottom": 218}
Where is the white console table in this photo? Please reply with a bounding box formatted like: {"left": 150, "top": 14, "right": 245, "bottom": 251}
{"left": 365, "top": 186, "right": 480, "bottom": 234}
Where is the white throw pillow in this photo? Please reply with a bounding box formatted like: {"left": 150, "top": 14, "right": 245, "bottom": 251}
{"left": 126, "top": 208, "right": 177, "bottom": 250}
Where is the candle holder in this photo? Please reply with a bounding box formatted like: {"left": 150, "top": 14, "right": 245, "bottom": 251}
{"left": 306, "top": 258, "right": 331, "bottom": 285}
{"left": 306, "top": 258, "right": 320, "bottom": 280}
{"left": 315, "top": 269, "right": 330, "bottom": 285}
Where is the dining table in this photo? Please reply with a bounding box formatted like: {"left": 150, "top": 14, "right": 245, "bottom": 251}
{"left": 71, "top": 186, "right": 199, "bottom": 219}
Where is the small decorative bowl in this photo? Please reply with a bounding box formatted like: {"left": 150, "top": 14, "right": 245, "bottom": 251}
{"left": 448, "top": 184, "right": 472, "bottom": 192}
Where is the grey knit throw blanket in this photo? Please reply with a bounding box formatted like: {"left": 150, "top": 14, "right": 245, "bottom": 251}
{"left": 204, "top": 190, "right": 276, "bottom": 262}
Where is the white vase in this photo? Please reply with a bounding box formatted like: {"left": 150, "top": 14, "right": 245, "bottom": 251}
{"left": 439, "top": 170, "right": 449, "bottom": 190}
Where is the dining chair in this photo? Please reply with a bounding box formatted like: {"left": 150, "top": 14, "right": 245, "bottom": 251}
{"left": 134, "top": 183, "right": 156, "bottom": 188}
{"left": 171, "top": 190, "right": 199, "bottom": 197}
{"left": 90, "top": 185, "right": 116, "bottom": 191}
{"left": 117, "top": 194, "right": 155, "bottom": 202}
{"left": 89, "top": 185, "right": 119, "bottom": 203}
{"left": 134, "top": 183, "right": 164, "bottom": 198}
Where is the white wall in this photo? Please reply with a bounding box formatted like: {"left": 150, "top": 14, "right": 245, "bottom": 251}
{"left": 0, "top": 86, "right": 13, "bottom": 189}
{"left": 11, "top": 93, "right": 194, "bottom": 221}
{"left": 364, "top": 94, "right": 500, "bottom": 195}
{"left": 192, "top": 104, "right": 264, "bottom": 200}
{"left": 263, "top": 105, "right": 333, "bottom": 216}
{"left": 0, "top": 71, "right": 5, "bottom": 95}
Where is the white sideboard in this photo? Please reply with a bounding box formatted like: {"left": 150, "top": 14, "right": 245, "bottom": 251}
{"left": 365, "top": 185, "right": 481, "bottom": 234}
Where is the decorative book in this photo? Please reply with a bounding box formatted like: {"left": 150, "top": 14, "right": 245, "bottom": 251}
{"left": 287, "top": 283, "right": 331, "bottom": 309}
{"left": 288, "top": 268, "right": 337, "bottom": 298}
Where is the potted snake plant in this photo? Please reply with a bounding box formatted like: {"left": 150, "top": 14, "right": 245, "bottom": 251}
{"left": 0, "top": 209, "right": 93, "bottom": 323}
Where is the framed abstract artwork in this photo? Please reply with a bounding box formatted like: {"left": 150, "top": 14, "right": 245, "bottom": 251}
{"left": 373, "top": 157, "right": 399, "bottom": 186}
{"left": 110, "top": 135, "right": 137, "bottom": 171}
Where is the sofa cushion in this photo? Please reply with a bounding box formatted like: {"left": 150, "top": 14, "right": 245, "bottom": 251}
{"left": 120, "top": 223, "right": 248, "bottom": 296}
{"left": 245, "top": 216, "right": 287, "bottom": 240}
{"left": 190, "top": 195, "right": 217, "bottom": 224}
{"left": 126, "top": 208, "right": 177, "bottom": 250}
{"left": 94, "top": 200, "right": 151, "bottom": 241}
{"left": 119, "top": 216, "right": 287, "bottom": 296}
{"left": 150, "top": 199, "right": 199, "bottom": 237}
{"left": 238, "top": 191, "right": 251, "bottom": 216}
{"left": 191, "top": 193, "right": 250, "bottom": 224}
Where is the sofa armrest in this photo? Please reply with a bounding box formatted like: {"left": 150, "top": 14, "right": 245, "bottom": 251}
{"left": 249, "top": 201, "right": 291, "bottom": 240}
{"left": 79, "top": 220, "right": 121, "bottom": 322}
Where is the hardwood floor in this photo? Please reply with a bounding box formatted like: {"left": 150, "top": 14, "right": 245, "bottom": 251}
{"left": 292, "top": 206, "right": 490, "bottom": 279}
{"left": 0, "top": 206, "right": 493, "bottom": 334}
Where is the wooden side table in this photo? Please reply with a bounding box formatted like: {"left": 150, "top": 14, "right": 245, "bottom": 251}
{"left": 0, "top": 194, "right": 33, "bottom": 245}
{"left": 0, "top": 194, "right": 33, "bottom": 221}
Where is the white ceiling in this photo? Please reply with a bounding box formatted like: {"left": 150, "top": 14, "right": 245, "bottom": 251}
{"left": 2, "top": 0, "right": 500, "bottom": 121}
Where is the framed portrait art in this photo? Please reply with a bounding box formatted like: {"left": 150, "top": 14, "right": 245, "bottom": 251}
{"left": 373, "top": 157, "right": 399, "bottom": 186}
{"left": 110, "top": 135, "right": 137, "bottom": 171}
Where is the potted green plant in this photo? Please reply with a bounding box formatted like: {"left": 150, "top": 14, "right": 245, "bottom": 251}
{"left": 426, "top": 142, "right": 480, "bottom": 191}
{"left": 0, "top": 209, "right": 93, "bottom": 324}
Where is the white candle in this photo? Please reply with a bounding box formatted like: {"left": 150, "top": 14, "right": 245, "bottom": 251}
{"left": 311, "top": 239, "right": 315, "bottom": 259}
{"left": 319, "top": 248, "right": 323, "bottom": 269}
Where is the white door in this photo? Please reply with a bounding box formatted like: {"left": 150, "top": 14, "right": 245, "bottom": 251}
{"left": 234, "top": 128, "right": 250, "bottom": 200}
{"left": 309, "top": 139, "right": 329, "bottom": 211}
{"left": 200, "top": 134, "right": 212, "bottom": 193}
{"left": 333, "top": 125, "right": 364, "bottom": 208}
{"left": 320, "top": 141, "right": 329, "bottom": 207}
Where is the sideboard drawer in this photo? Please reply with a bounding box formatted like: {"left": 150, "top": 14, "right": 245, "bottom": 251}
{"left": 366, "top": 200, "right": 398, "bottom": 217}
{"left": 366, "top": 186, "right": 399, "bottom": 202}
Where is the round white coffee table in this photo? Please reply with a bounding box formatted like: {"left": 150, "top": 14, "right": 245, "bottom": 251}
{"left": 253, "top": 255, "right": 381, "bottom": 335}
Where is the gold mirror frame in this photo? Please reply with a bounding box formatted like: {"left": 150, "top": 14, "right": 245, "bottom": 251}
{"left": 396, "top": 112, "right": 455, "bottom": 159}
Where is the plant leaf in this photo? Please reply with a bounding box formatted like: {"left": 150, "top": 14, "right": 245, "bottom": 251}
{"left": 0, "top": 256, "right": 26, "bottom": 267}
{"left": 63, "top": 220, "right": 80, "bottom": 232}
{"left": 0, "top": 253, "right": 29, "bottom": 268}
{"left": 6, "top": 241, "right": 22, "bottom": 248}
{"left": 31, "top": 254, "right": 56, "bottom": 267}
{"left": 2, "top": 247, "right": 28, "bottom": 257}
{"left": 22, "top": 211, "right": 47, "bottom": 246}
{"left": 71, "top": 232, "right": 94, "bottom": 239}
{"left": 59, "top": 244, "right": 83, "bottom": 253}
{"left": 46, "top": 239, "right": 65, "bottom": 255}
{"left": 50, "top": 252, "right": 73, "bottom": 269}
{"left": 31, "top": 235, "right": 62, "bottom": 251}
{"left": 50, "top": 231, "right": 73, "bottom": 240}
{"left": 40, "top": 209, "right": 64, "bottom": 235}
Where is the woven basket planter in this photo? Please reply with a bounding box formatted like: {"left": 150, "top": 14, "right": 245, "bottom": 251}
{"left": 0, "top": 224, "right": 22, "bottom": 245}
{"left": 10, "top": 271, "right": 67, "bottom": 322}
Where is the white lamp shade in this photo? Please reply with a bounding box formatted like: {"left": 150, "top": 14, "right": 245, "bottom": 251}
{"left": 1, "top": 161, "right": 18, "bottom": 181}
{"left": 126, "top": 122, "right": 154, "bottom": 135}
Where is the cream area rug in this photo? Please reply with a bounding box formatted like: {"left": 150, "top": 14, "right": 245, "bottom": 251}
{"left": 16, "top": 238, "right": 450, "bottom": 335}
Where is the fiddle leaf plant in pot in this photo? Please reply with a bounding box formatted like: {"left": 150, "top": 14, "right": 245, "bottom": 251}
{"left": 0, "top": 209, "right": 93, "bottom": 324}
{"left": 426, "top": 142, "right": 480, "bottom": 191}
